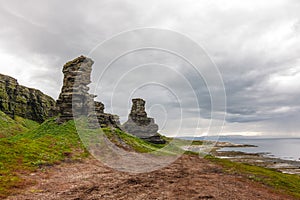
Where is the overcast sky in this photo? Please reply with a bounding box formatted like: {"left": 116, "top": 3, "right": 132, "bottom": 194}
{"left": 0, "top": 0, "right": 300, "bottom": 137}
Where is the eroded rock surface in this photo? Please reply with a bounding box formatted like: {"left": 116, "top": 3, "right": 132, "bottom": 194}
{"left": 56, "top": 56, "right": 95, "bottom": 123}
{"left": 122, "top": 98, "right": 165, "bottom": 144}
{"left": 56, "top": 56, "right": 120, "bottom": 128}
{"left": 0, "top": 73, "right": 56, "bottom": 123}
{"left": 89, "top": 101, "right": 120, "bottom": 128}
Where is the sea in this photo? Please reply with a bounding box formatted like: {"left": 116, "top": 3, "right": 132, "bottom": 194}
{"left": 179, "top": 136, "right": 300, "bottom": 162}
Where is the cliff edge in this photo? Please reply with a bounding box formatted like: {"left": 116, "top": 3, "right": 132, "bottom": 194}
{"left": 0, "top": 73, "right": 56, "bottom": 123}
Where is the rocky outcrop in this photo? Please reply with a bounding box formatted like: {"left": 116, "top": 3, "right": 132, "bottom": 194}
{"left": 93, "top": 101, "right": 120, "bottom": 128}
{"left": 56, "top": 56, "right": 95, "bottom": 123}
{"left": 122, "top": 98, "right": 166, "bottom": 144}
{"left": 0, "top": 73, "right": 56, "bottom": 123}
{"left": 56, "top": 56, "right": 120, "bottom": 128}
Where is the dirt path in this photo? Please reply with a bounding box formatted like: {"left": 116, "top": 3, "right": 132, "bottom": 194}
{"left": 6, "top": 155, "right": 295, "bottom": 200}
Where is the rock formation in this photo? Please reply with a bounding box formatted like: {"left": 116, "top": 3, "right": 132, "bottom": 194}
{"left": 93, "top": 101, "right": 120, "bottom": 128}
{"left": 122, "top": 98, "right": 166, "bottom": 144}
{"left": 0, "top": 56, "right": 166, "bottom": 143}
{"left": 56, "top": 56, "right": 95, "bottom": 123}
{"left": 56, "top": 56, "right": 120, "bottom": 128}
{"left": 0, "top": 73, "right": 56, "bottom": 123}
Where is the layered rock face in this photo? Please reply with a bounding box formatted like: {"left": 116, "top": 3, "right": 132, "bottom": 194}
{"left": 122, "top": 98, "right": 166, "bottom": 144}
{"left": 56, "top": 56, "right": 95, "bottom": 123}
{"left": 92, "top": 101, "right": 120, "bottom": 128}
{"left": 0, "top": 73, "right": 56, "bottom": 123}
{"left": 56, "top": 56, "right": 120, "bottom": 128}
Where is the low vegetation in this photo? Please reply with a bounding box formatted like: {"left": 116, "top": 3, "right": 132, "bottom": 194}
{"left": 0, "top": 115, "right": 171, "bottom": 197}
{"left": 1, "top": 111, "right": 299, "bottom": 198}
{"left": 103, "top": 128, "right": 166, "bottom": 153}
{"left": 206, "top": 155, "right": 300, "bottom": 199}
{"left": 0, "top": 118, "right": 88, "bottom": 198}
{"left": 0, "top": 111, "right": 39, "bottom": 138}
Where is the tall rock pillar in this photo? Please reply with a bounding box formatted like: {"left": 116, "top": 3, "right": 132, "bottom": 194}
{"left": 56, "top": 55, "right": 120, "bottom": 128}
{"left": 56, "top": 56, "right": 94, "bottom": 123}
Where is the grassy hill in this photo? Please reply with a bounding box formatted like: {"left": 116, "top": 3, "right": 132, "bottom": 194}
{"left": 0, "top": 116, "right": 171, "bottom": 198}
{"left": 0, "top": 111, "right": 39, "bottom": 138}
{"left": 0, "top": 118, "right": 83, "bottom": 197}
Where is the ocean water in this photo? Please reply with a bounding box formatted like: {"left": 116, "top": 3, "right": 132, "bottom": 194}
{"left": 180, "top": 136, "right": 300, "bottom": 161}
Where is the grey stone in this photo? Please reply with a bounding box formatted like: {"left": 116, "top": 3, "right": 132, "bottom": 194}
{"left": 56, "top": 56, "right": 120, "bottom": 128}
{"left": 56, "top": 56, "right": 94, "bottom": 123}
{"left": 122, "top": 98, "right": 165, "bottom": 144}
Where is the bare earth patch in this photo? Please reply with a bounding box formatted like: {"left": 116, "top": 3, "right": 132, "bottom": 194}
{"left": 6, "top": 155, "right": 295, "bottom": 200}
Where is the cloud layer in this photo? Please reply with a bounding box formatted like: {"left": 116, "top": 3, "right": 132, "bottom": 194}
{"left": 0, "top": 0, "right": 299, "bottom": 136}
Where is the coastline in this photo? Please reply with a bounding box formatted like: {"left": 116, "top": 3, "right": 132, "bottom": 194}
{"left": 182, "top": 141, "right": 300, "bottom": 175}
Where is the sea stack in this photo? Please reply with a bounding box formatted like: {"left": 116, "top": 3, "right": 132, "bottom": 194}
{"left": 56, "top": 56, "right": 120, "bottom": 128}
{"left": 56, "top": 56, "right": 94, "bottom": 123}
{"left": 122, "top": 98, "right": 166, "bottom": 144}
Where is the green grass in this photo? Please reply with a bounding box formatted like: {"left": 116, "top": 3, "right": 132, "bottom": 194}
{"left": 14, "top": 115, "right": 39, "bottom": 131}
{"left": 0, "top": 118, "right": 88, "bottom": 198}
{"left": 206, "top": 155, "right": 300, "bottom": 198}
{"left": 74, "top": 118, "right": 183, "bottom": 156}
{"left": 103, "top": 128, "right": 166, "bottom": 153}
{"left": 4, "top": 114, "right": 298, "bottom": 199}
{"left": 0, "top": 116, "right": 176, "bottom": 197}
{"left": 191, "top": 140, "right": 204, "bottom": 145}
{"left": 0, "top": 111, "right": 37, "bottom": 138}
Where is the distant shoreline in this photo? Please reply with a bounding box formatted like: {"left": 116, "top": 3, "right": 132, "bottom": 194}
{"left": 181, "top": 139, "right": 300, "bottom": 175}
{"left": 176, "top": 136, "right": 300, "bottom": 140}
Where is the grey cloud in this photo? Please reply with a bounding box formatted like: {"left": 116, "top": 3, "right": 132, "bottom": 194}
{"left": 0, "top": 0, "right": 300, "bottom": 136}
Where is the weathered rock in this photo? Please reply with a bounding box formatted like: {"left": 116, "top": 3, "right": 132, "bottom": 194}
{"left": 122, "top": 98, "right": 166, "bottom": 144}
{"left": 93, "top": 101, "right": 120, "bottom": 128}
{"left": 0, "top": 73, "right": 56, "bottom": 123}
{"left": 56, "top": 56, "right": 120, "bottom": 128}
{"left": 56, "top": 56, "right": 95, "bottom": 123}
